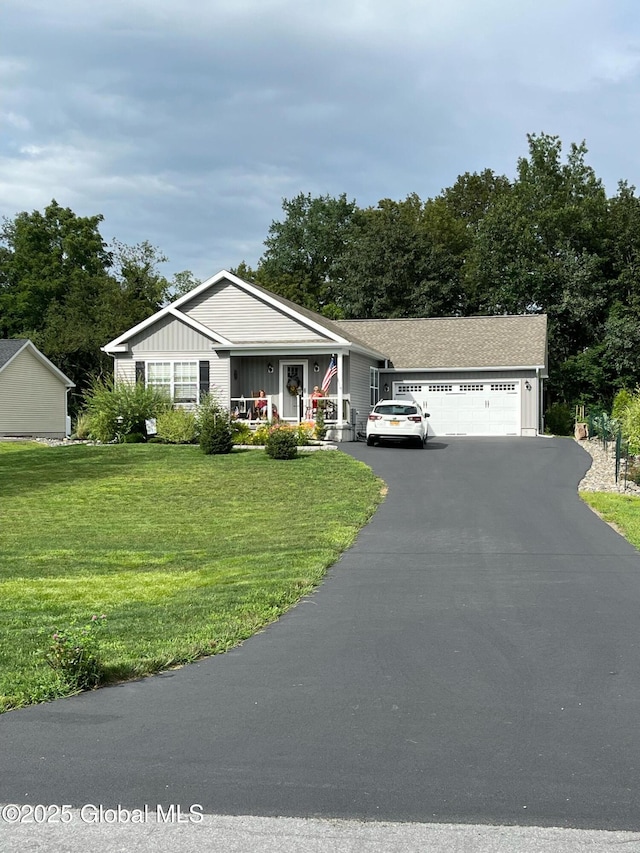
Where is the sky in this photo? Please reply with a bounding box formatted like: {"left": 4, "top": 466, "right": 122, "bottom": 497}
{"left": 2, "top": 0, "right": 640, "bottom": 282}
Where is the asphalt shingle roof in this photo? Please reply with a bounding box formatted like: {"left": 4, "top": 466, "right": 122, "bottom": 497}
{"left": 243, "top": 279, "right": 385, "bottom": 354}
{"left": 335, "top": 315, "right": 548, "bottom": 370}
{"left": 0, "top": 339, "right": 28, "bottom": 369}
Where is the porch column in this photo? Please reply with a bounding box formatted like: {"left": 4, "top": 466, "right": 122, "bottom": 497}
{"left": 337, "top": 352, "right": 344, "bottom": 427}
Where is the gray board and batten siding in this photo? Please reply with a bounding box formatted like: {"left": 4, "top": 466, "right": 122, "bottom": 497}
{"left": 182, "top": 280, "right": 332, "bottom": 344}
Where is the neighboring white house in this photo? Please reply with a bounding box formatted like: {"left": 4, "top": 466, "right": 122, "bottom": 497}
{"left": 0, "top": 339, "right": 75, "bottom": 438}
{"left": 102, "top": 270, "right": 548, "bottom": 441}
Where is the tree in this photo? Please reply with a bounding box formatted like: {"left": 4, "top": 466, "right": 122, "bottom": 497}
{"left": 337, "top": 194, "right": 469, "bottom": 319}
{"left": 0, "top": 200, "right": 113, "bottom": 339}
{"left": 254, "top": 192, "right": 357, "bottom": 313}
{"left": 0, "top": 203, "right": 176, "bottom": 408}
{"left": 170, "top": 270, "right": 201, "bottom": 300}
{"left": 110, "top": 239, "right": 169, "bottom": 313}
{"left": 465, "top": 134, "right": 611, "bottom": 403}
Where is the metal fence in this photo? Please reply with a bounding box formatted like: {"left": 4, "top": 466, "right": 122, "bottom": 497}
{"left": 583, "top": 410, "right": 633, "bottom": 488}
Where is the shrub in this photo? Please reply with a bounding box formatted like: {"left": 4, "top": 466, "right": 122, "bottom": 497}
{"left": 231, "top": 421, "right": 253, "bottom": 445}
{"left": 295, "top": 423, "right": 313, "bottom": 445}
{"left": 251, "top": 424, "right": 272, "bottom": 446}
{"left": 83, "top": 378, "right": 171, "bottom": 442}
{"left": 612, "top": 388, "right": 633, "bottom": 421}
{"left": 620, "top": 389, "right": 640, "bottom": 454}
{"left": 73, "top": 412, "right": 91, "bottom": 440}
{"left": 123, "top": 432, "right": 146, "bottom": 444}
{"left": 156, "top": 408, "right": 197, "bottom": 444}
{"left": 86, "top": 410, "right": 117, "bottom": 443}
{"left": 45, "top": 615, "right": 107, "bottom": 691}
{"left": 265, "top": 426, "right": 298, "bottom": 460}
{"left": 545, "top": 402, "right": 574, "bottom": 436}
{"left": 198, "top": 394, "right": 233, "bottom": 455}
{"left": 314, "top": 404, "right": 327, "bottom": 441}
{"left": 588, "top": 410, "right": 617, "bottom": 442}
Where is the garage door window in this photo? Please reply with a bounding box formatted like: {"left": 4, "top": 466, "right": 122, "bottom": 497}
{"left": 490, "top": 383, "right": 516, "bottom": 391}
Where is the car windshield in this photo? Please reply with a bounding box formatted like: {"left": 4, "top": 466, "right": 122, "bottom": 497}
{"left": 375, "top": 405, "right": 419, "bottom": 416}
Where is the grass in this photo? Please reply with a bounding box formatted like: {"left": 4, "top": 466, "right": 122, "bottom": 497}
{"left": 580, "top": 491, "right": 640, "bottom": 550}
{"left": 0, "top": 443, "right": 383, "bottom": 712}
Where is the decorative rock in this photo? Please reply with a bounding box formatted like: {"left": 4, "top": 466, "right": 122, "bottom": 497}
{"left": 577, "top": 438, "right": 640, "bottom": 494}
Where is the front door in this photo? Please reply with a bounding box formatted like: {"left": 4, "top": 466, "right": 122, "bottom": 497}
{"left": 281, "top": 362, "right": 305, "bottom": 420}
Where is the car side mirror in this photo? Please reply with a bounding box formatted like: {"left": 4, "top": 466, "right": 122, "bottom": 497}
{"left": 424, "top": 412, "right": 430, "bottom": 417}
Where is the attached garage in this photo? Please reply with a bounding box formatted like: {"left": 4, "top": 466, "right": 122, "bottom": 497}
{"left": 394, "top": 380, "right": 520, "bottom": 437}
{"left": 336, "top": 315, "right": 548, "bottom": 438}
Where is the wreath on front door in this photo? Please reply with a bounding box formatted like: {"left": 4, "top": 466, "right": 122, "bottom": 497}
{"left": 287, "top": 376, "right": 301, "bottom": 396}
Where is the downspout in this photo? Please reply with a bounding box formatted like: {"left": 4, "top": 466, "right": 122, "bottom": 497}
{"left": 537, "top": 367, "right": 543, "bottom": 435}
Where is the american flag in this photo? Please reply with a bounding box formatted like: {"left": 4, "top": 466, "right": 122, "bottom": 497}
{"left": 321, "top": 355, "right": 337, "bottom": 394}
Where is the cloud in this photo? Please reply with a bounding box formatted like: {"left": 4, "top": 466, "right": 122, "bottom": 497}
{"left": 2, "top": 0, "right": 640, "bottom": 278}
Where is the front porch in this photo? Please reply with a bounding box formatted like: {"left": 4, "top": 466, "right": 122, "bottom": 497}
{"left": 228, "top": 353, "right": 355, "bottom": 441}
{"left": 229, "top": 392, "right": 352, "bottom": 441}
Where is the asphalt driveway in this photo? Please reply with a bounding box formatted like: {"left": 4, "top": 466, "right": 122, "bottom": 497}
{"left": 2, "top": 437, "right": 640, "bottom": 830}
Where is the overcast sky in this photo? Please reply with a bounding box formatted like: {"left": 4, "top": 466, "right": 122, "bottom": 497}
{"left": 2, "top": 0, "right": 640, "bottom": 281}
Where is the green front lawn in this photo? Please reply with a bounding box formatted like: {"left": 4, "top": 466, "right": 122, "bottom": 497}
{"left": 0, "top": 443, "right": 383, "bottom": 711}
{"left": 580, "top": 491, "right": 640, "bottom": 550}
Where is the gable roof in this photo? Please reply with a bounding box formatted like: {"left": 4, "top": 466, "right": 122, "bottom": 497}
{"left": 102, "top": 270, "right": 386, "bottom": 358}
{"left": 0, "top": 339, "right": 75, "bottom": 386}
{"left": 335, "top": 315, "right": 548, "bottom": 372}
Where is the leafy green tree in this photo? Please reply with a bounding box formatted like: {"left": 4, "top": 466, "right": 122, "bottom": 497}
{"left": 110, "top": 239, "right": 169, "bottom": 313}
{"left": 250, "top": 192, "right": 357, "bottom": 314}
{"left": 0, "top": 200, "right": 113, "bottom": 339}
{"left": 170, "top": 270, "right": 201, "bottom": 300}
{"left": 466, "top": 134, "right": 611, "bottom": 403}
{"left": 337, "top": 194, "right": 469, "bottom": 319}
{"left": 0, "top": 203, "right": 178, "bottom": 407}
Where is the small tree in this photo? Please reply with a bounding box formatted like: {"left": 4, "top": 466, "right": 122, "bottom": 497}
{"left": 314, "top": 402, "right": 327, "bottom": 440}
{"left": 197, "top": 393, "right": 233, "bottom": 455}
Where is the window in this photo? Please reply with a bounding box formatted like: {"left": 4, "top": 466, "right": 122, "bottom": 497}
{"left": 147, "top": 361, "right": 198, "bottom": 403}
{"left": 427, "top": 384, "right": 453, "bottom": 392}
{"left": 374, "top": 404, "right": 419, "bottom": 416}
{"left": 370, "top": 367, "right": 380, "bottom": 406}
{"left": 460, "top": 384, "right": 484, "bottom": 392}
{"left": 173, "top": 362, "right": 198, "bottom": 403}
{"left": 397, "top": 384, "right": 424, "bottom": 393}
{"left": 490, "top": 383, "right": 517, "bottom": 392}
{"left": 147, "top": 362, "right": 171, "bottom": 393}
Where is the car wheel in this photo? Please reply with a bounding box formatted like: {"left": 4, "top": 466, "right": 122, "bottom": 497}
{"left": 366, "top": 435, "right": 375, "bottom": 446}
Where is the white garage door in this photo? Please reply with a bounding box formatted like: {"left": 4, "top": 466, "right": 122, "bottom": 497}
{"left": 394, "top": 381, "right": 520, "bottom": 436}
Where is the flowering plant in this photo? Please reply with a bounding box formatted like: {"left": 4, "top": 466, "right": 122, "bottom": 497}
{"left": 45, "top": 615, "right": 107, "bottom": 691}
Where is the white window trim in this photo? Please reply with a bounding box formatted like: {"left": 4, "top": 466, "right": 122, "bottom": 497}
{"left": 146, "top": 360, "right": 199, "bottom": 404}
{"left": 370, "top": 367, "right": 380, "bottom": 406}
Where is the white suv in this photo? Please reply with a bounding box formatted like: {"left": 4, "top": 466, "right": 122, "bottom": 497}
{"left": 366, "top": 400, "right": 429, "bottom": 448}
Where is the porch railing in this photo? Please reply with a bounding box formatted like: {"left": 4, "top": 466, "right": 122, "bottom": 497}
{"left": 230, "top": 395, "right": 340, "bottom": 425}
